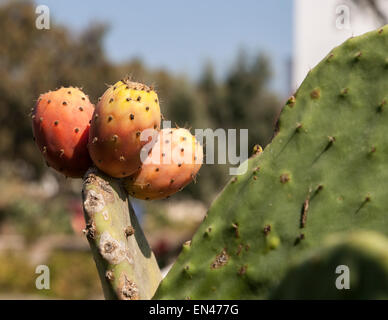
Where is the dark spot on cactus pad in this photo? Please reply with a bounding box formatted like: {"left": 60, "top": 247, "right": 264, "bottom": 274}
{"left": 67, "top": 91, "right": 71, "bottom": 94}
{"left": 155, "top": 168, "right": 159, "bottom": 172}
{"left": 79, "top": 106, "right": 83, "bottom": 111}
{"left": 300, "top": 195, "right": 310, "bottom": 228}
{"left": 113, "top": 86, "right": 116, "bottom": 90}
{"left": 354, "top": 51, "right": 362, "bottom": 60}
{"left": 178, "top": 163, "right": 182, "bottom": 167}
{"left": 108, "top": 115, "right": 113, "bottom": 122}
{"left": 62, "top": 101, "right": 67, "bottom": 106}
{"left": 136, "top": 132, "right": 140, "bottom": 137}
{"left": 263, "top": 225, "right": 271, "bottom": 235}
{"left": 294, "top": 233, "right": 305, "bottom": 246}
{"left": 146, "top": 106, "right": 149, "bottom": 111}
{"left": 280, "top": 173, "right": 290, "bottom": 184}
{"left": 137, "top": 96, "right": 141, "bottom": 102}
{"left": 155, "top": 99, "right": 158, "bottom": 103}
{"left": 232, "top": 223, "right": 240, "bottom": 238}
{"left": 170, "top": 179, "right": 175, "bottom": 184}
{"left": 238, "top": 265, "right": 247, "bottom": 276}
{"left": 82, "top": 97, "right": 85, "bottom": 101}
{"left": 109, "top": 98, "right": 114, "bottom": 103}
{"left": 54, "top": 120, "right": 59, "bottom": 126}
{"left": 48, "top": 99, "right": 51, "bottom": 104}
{"left": 340, "top": 88, "right": 349, "bottom": 96}
{"left": 211, "top": 249, "right": 229, "bottom": 269}
{"left": 377, "top": 100, "right": 386, "bottom": 112}
{"left": 286, "top": 96, "right": 296, "bottom": 107}
{"left": 154, "top": 124, "right": 157, "bottom": 129}
{"left": 130, "top": 114, "right": 134, "bottom": 120}
{"left": 126, "top": 97, "right": 131, "bottom": 102}
{"left": 310, "top": 88, "right": 321, "bottom": 100}
{"left": 75, "top": 128, "right": 79, "bottom": 133}
{"left": 355, "top": 196, "right": 371, "bottom": 214}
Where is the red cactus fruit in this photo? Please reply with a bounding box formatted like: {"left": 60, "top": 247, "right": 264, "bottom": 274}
{"left": 88, "top": 79, "right": 161, "bottom": 178}
{"left": 124, "top": 128, "right": 203, "bottom": 200}
{"left": 32, "top": 87, "right": 94, "bottom": 178}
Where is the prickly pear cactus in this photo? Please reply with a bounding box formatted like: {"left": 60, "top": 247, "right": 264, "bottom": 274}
{"left": 154, "top": 26, "right": 388, "bottom": 299}
{"left": 271, "top": 231, "right": 388, "bottom": 299}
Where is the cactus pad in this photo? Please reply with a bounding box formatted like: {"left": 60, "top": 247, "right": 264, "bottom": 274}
{"left": 154, "top": 26, "right": 388, "bottom": 299}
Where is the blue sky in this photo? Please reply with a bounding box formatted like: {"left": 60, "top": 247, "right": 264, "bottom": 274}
{"left": 36, "top": 0, "right": 293, "bottom": 95}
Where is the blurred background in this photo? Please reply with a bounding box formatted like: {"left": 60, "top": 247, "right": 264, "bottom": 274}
{"left": 0, "top": 0, "right": 386, "bottom": 299}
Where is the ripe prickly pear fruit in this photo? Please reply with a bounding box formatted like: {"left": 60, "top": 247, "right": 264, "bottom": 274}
{"left": 88, "top": 79, "right": 161, "bottom": 178}
{"left": 124, "top": 128, "right": 203, "bottom": 200}
{"left": 32, "top": 87, "right": 94, "bottom": 178}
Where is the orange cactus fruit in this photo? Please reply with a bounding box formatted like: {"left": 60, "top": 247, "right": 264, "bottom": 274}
{"left": 88, "top": 79, "right": 161, "bottom": 178}
{"left": 124, "top": 128, "right": 203, "bottom": 200}
{"left": 32, "top": 87, "right": 94, "bottom": 178}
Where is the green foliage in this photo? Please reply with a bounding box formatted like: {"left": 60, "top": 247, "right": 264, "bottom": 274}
{"left": 154, "top": 26, "right": 388, "bottom": 299}
{"left": 0, "top": 250, "right": 101, "bottom": 299}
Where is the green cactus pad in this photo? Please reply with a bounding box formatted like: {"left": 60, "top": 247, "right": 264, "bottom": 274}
{"left": 154, "top": 26, "right": 388, "bottom": 299}
{"left": 271, "top": 231, "right": 388, "bottom": 299}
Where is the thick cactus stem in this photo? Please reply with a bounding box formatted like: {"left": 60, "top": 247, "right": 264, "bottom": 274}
{"left": 82, "top": 167, "right": 161, "bottom": 300}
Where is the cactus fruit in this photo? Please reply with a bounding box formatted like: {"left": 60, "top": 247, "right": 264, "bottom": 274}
{"left": 88, "top": 79, "right": 161, "bottom": 178}
{"left": 153, "top": 26, "right": 388, "bottom": 299}
{"left": 32, "top": 87, "right": 94, "bottom": 178}
{"left": 82, "top": 168, "right": 162, "bottom": 299}
{"left": 124, "top": 128, "right": 203, "bottom": 200}
{"left": 271, "top": 231, "right": 388, "bottom": 299}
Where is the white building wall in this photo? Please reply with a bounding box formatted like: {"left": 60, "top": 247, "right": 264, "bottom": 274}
{"left": 292, "top": 0, "right": 388, "bottom": 92}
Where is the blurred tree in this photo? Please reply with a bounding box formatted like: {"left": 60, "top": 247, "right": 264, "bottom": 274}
{"left": 0, "top": 1, "right": 281, "bottom": 205}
